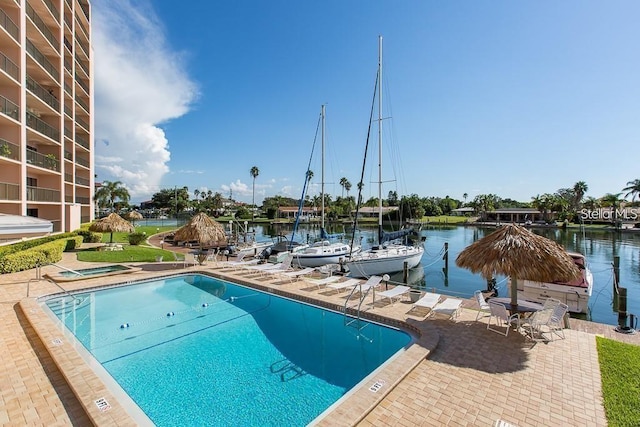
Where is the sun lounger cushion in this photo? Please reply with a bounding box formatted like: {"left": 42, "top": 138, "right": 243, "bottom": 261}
{"left": 327, "top": 278, "right": 362, "bottom": 291}
{"left": 413, "top": 292, "right": 441, "bottom": 309}
{"left": 432, "top": 298, "right": 463, "bottom": 319}
{"left": 377, "top": 285, "right": 410, "bottom": 303}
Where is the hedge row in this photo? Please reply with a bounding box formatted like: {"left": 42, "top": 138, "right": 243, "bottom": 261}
{"left": 0, "top": 236, "right": 83, "bottom": 274}
{"left": 0, "top": 230, "right": 101, "bottom": 260}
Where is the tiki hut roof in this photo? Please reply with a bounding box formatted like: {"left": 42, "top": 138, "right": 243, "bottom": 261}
{"left": 89, "top": 213, "right": 135, "bottom": 234}
{"left": 455, "top": 223, "right": 580, "bottom": 283}
{"left": 125, "top": 210, "right": 143, "bottom": 221}
{"left": 173, "top": 212, "right": 227, "bottom": 247}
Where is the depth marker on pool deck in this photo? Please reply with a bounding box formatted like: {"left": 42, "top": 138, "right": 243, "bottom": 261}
{"left": 95, "top": 398, "right": 111, "bottom": 412}
{"left": 369, "top": 379, "right": 386, "bottom": 393}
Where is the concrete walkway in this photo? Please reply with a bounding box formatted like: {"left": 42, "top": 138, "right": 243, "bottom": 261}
{"left": 1, "top": 246, "right": 636, "bottom": 426}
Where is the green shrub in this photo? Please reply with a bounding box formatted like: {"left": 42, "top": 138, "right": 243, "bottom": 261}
{"left": 0, "top": 232, "right": 77, "bottom": 260}
{"left": 0, "top": 237, "right": 82, "bottom": 273}
{"left": 74, "top": 229, "right": 102, "bottom": 243}
{"left": 128, "top": 232, "right": 147, "bottom": 245}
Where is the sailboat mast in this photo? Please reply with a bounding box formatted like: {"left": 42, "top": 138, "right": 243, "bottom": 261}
{"left": 321, "top": 104, "right": 325, "bottom": 231}
{"left": 377, "top": 35, "right": 383, "bottom": 242}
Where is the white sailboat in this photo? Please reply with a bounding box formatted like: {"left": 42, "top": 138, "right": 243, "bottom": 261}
{"left": 343, "top": 36, "right": 424, "bottom": 278}
{"left": 294, "top": 105, "right": 358, "bottom": 268}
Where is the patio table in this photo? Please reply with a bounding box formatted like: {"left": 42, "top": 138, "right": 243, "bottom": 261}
{"left": 489, "top": 297, "right": 544, "bottom": 317}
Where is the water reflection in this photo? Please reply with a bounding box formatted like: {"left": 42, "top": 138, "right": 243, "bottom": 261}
{"left": 249, "top": 223, "right": 639, "bottom": 326}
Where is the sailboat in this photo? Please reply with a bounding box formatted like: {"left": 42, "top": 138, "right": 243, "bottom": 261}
{"left": 343, "top": 36, "right": 424, "bottom": 278}
{"left": 294, "top": 105, "right": 359, "bottom": 267}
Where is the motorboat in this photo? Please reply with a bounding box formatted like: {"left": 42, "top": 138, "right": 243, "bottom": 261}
{"left": 510, "top": 252, "right": 593, "bottom": 314}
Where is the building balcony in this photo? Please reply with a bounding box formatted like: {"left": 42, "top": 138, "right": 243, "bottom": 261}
{"left": 0, "top": 51, "right": 19, "bottom": 81}
{"left": 76, "top": 156, "right": 89, "bottom": 168}
{"left": 0, "top": 138, "right": 20, "bottom": 161}
{"left": 27, "top": 112, "right": 60, "bottom": 141}
{"left": 26, "top": 2, "right": 60, "bottom": 54}
{"left": 0, "top": 94, "right": 19, "bottom": 121}
{"left": 76, "top": 96, "right": 89, "bottom": 113}
{"left": 76, "top": 134, "right": 89, "bottom": 150}
{"left": 75, "top": 196, "right": 90, "bottom": 204}
{"left": 27, "top": 185, "right": 61, "bottom": 202}
{"left": 26, "top": 38, "right": 60, "bottom": 82}
{"left": 0, "top": 8, "right": 19, "bottom": 42}
{"left": 76, "top": 116, "right": 89, "bottom": 131}
{"left": 0, "top": 182, "right": 20, "bottom": 200}
{"left": 42, "top": 0, "right": 60, "bottom": 24}
{"left": 76, "top": 176, "right": 90, "bottom": 186}
{"left": 26, "top": 149, "right": 60, "bottom": 172}
{"left": 26, "top": 75, "right": 61, "bottom": 111}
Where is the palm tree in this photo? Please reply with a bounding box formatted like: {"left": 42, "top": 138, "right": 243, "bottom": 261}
{"left": 339, "top": 177, "right": 348, "bottom": 197}
{"left": 94, "top": 180, "right": 130, "bottom": 213}
{"left": 622, "top": 179, "right": 640, "bottom": 203}
{"left": 463, "top": 192, "right": 468, "bottom": 206}
{"left": 250, "top": 166, "right": 259, "bottom": 219}
{"left": 345, "top": 180, "right": 352, "bottom": 197}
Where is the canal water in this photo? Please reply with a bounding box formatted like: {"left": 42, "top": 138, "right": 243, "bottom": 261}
{"left": 254, "top": 223, "right": 640, "bottom": 326}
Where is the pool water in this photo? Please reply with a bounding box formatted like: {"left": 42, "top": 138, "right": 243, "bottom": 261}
{"left": 59, "top": 264, "right": 131, "bottom": 277}
{"left": 44, "top": 274, "right": 411, "bottom": 426}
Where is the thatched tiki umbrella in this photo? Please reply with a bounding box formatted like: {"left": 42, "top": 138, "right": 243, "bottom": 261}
{"left": 125, "top": 210, "right": 143, "bottom": 225}
{"left": 89, "top": 213, "right": 135, "bottom": 244}
{"left": 456, "top": 224, "right": 580, "bottom": 307}
{"left": 173, "top": 212, "right": 227, "bottom": 250}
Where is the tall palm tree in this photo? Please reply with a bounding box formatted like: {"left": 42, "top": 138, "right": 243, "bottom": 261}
{"left": 94, "top": 180, "right": 130, "bottom": 213}
{"left": 339, "top": 177, "right": 348, "bottom": 197}
{"left": 622, "top": 179, "right": 640, "bottom": 203}
{"left": 345, "top": 180, "right": 352, "bottom": 197}
{"left": 250, "top": 166, "right": 259, "bottom": 219}
{"left": 463, "top": 192, "right": 468, "bottom": 206}
{"left": 572, "top": 181, "right": 588, "bottom": 211}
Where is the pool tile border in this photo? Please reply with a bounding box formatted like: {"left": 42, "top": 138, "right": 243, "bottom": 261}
{"left": 18, "top": 268, "right": 438, "bottom": 426}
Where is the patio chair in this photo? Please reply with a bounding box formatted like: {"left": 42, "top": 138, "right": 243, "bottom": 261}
{"left": 407, "top": 292, "right": 441, "bottom": 316}
{"left": 487, "top": 300, "right": 520, "bottom": 336}
{"left": 302, "top": 275, "right": 341, "bottom": 289}
{"left": 432, "top": 298, "right": 463, "bottom": 321}
{"left": 474, "top": 290, "right": 491, "bottom": 321}
{"left": 326, "top": 278, "right": 362, "bottom": 293}
{"left": 519, "top": 307, "right": 554, "bottom": 341}
{"left": 270, "top": 267, "right": 316, "bottom": 282}
{"left": 377, "top": 285, "right": 411, "bottom": 305}
{"left": 243, "top": 253, "right": 293, "bottom": 275}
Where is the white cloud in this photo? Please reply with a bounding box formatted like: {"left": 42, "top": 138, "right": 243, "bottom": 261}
{"left": 92, "top": 0, "right": 198, "bottom": 199}
{"left": 220, "top": 180, "right": 252, "bottom": 198}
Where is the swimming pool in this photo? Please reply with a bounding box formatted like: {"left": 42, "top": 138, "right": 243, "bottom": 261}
{"left": 45, "top": 264, "right": 135, "bottom": 282}
{"left": 42, "top": 274, "right": 412, "bottom": 426}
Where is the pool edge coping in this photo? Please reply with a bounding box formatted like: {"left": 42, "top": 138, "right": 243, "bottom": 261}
{"left": 19, "top": 268, "right": 440, "bottom": 427}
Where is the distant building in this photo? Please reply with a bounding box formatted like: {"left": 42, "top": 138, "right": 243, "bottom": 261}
{"left": 351, "top": 206, "right": 399, "bottom": 217}
{"left": 451, "top": 207, "right": 476, "bottom": 216}
{"left": 0, "top": 0, "right": 94, "bottom": 235}
{"left": 481, "top": 208, "right": 547, "bottom": 223}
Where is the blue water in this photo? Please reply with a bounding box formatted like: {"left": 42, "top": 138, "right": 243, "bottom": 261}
{"left": 256, "top": 224, "right": 640, "bottom": 325}
{"left": 44, "top": 275, "right": 411, "bottom": 426}
{"left": 59, "top": 264, "right": 130, "bottom": 277}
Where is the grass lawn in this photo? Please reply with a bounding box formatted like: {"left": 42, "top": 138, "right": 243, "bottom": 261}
{"left": 422, "top": 215, "right": 469, "bottom": 224}
{"left": 98, "top": 225, "right": 176, "bottom": 244}
{"left": 597, "top": 336, "right": 640, "bottom": 426}
{"left": 76, "top": 245, "right": 183, "bottom": 263}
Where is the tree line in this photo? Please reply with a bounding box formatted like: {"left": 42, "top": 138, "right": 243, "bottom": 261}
{"left": 94, "top": 177, "right": 640, "bottom": 222}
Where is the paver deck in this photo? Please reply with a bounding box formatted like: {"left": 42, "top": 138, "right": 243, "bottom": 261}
{"left": 1, "top": 245, "right": 636, "bottom": 426}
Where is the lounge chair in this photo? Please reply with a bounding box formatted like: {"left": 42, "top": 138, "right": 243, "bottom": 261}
{"left": 431, "top": 298, "right": 463, "bottom": 320}
{"left": 244, "top": 254, "right": 293, "bottom": 275}
{"left": 303, "top": 275, "right": 341, "bottom": 289}
{"left": 487, "top": 300, "right": 520, "bottom": 336}
{"left": 474, "top": 290, "right": 491, "bottom": 321}
{"left": 377, "top": 285, "right": 410, "bottom": 305}
{"left": 408, "top": 292, "right": 441, "bottom": 316}
{"left": 219, "top": 253, "right": 258, "bottom": 269}
{"left": 356, "top": 276, "right": 383, "bottom": 292}
{"left": 270, "top": 267, "right": 316, "bottom": 282}
{"left": 326, "top": 278, "right": 362, "bottom": 292}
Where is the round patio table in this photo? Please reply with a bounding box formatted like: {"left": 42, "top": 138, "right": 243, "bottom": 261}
{"left": 489, "top": 297, "right": 544, "bottom": 316}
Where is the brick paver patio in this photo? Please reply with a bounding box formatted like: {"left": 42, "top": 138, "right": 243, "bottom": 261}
{"left": 1, "top": 246, "right": 636, "bottom": 426}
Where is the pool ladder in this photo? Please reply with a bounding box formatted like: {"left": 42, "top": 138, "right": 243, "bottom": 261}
{"left": 343, "top": 283, "right": 373, "bottom": 330}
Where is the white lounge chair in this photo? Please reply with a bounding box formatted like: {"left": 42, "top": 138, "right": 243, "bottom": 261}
{"left": 271, "top": 267, "right": 316, "bottom": 282}
{"left": 487, "top": 300, "right": 520, "bottom": 336}
{"left": 431, "top": 298, "right": 463, "bottom": 320}
{"left": 327, "top": 278, "right": 362, "bottom": 292}
{"left": 408, "top": 292, "right": 441, "bottom": 316}
{"left": 356, "top": 276, "right": 383, "bottom": 292}
{"left": 377, "top": 285, "right": 410, "bottom": 305}
{"left": 303, "top": 275, "right": 341, "bottom": 289}
{"left": 474, "top": 290, "right": 491, "bottom": 321}
{"left": 244, "top": 254, "right": 293, "bottom": 275}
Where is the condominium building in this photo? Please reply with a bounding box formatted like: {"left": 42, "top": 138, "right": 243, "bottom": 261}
{"left": 0, "top": 0, "right": 93, "bottom": 234}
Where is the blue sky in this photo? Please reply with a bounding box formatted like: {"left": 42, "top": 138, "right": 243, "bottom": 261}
{"left": 92, "top": 1, "right": 640, "bottom": 205}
